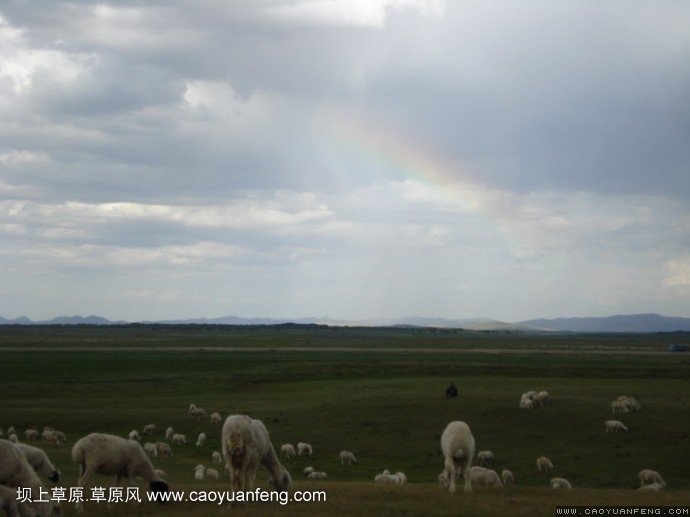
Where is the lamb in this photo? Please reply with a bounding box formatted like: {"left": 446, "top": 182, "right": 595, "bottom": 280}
{"left": 639, "top": 469, "right": 666, "bottom": 488}
{"left": 211, "top": 451, "right": 223, "bottom": 464}
{"left": 297, "top": 442, "right": 313, "bottom": 456}
{"left": 501, "top": 469, "right": 515, "bottom": 484}
{"left": 605, "top": 420, "right": 629, "bottom": 433}
{"left": 281, "top": 444, "right": 296, "bottom": 459}
{"left": 194, "top": 465, "right": 206, "bottom": 481}
{"left": 536, "top": 456, "right": 554, "bottom": 471}
{"left": 210, "top": 412, "right": 222, "bottom": 424}
{"left": 0, "top": 440, "right": 61, "bottom": 517}
{"left": 196, "top": 432, "right": 206, "bottom": 447}
{"left": 339, "top": 451, "right": 357, "bottom": 465}
{"left": 551, "top": 477, "right": 572, "bottom": 489}
{"left": 440, "top": 420, "right": 475, "bottom": 494}
{"left": 16, "top": 443, "right": 61, "bottom": 483}
{"left": 477, "top": 450, "right": 494, "bottom": 466}
{"left": 221, "top": 414, "right": 291, "bottom": 505}
{"left": 142, "top": 424, "right": 156, "bottom": 436}
{"left": 469, "top": 466, "right": 503, "bottom": 488}
{"left": 71, "top": 433, "right": 168, "bottom": 512}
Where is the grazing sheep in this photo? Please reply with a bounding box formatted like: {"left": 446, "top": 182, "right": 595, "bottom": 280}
{"left": 210, "top": 412, "right": 222, "bottom": 424}
{"left": 477, "top": 450, "right": 494, "bottom": 466}
{"left": 0, "top": 440, "right": 61, "bottom": 517}
{"left": 501, "top": 469, "right": 515, "bottom": 484}
{"left": 536, "top": 456, "right": 554, "bottom": 471}
{"left": 519, "top": 397, "right": 534, "bottom": 410}
{"left": 211, "top": 451, "right": 223, "bottom": 464}
{"left": 394, "top": 471, "right": 407, "bottom": 484}
{"left": 534, "top": 391, "right": 550, "bottom": 407}
{"left": 307, "top": 471, "right": 328, "bottom": 479}
{"left": 221, "top": 414, "right": 291, "bottom": 505}
{"left": 143, "top": 442, "right": 157, "bottom": 458}
{"left": 611, "top": 401, "right": 629, "bottom": 415}
{"left": 374, "top": 472, "right": 401, "bottom": 484}
{"left": 0, "top": 484, "right": 33, "bottom": 517}
{"left": 164, "top": 427, "right": 173, "bottom": 441}
{"left": 551, "top": 477, "right": 572, "bottom": 489}
{"left": 303, "top": 466, "right": 314, "bottom": 477}
{"left": 205, "top": 468, "right": 219, "bottom": 480}
{"left": 41, "top": 432, "right": 61, "bottom": 447}
{"left": 171, "top": 433, "right": 186, "bottom": 445}
{"left": 190, "top": 407, "right": 208, "bottom": 418}
{"left": 469, "top": 466, "right": 503, "bottom": 488}
{"left": 440, "top": 420, "right": 475, "bottom": 494}
{"left": 128, "top": 430, "right": 140, "bottom": 441}
{"left": 194, "top": 465, "right": 206, "bottom": 481}
{"left": 16, "top": 443, "right": 61, "bottom": 483}
{"left": 618, "top": 396, "right": 642, "bottom": 412}
{"left": 155, "top": 442, "right": 173, "bottom": 458}
{"left": 24, "top": 429, "right": 40, "bottom": 442}
{"left": 639, "top": 469, "right": 666, "bottom": 488}
{"left": 339, "top": 451, "right": 357, "bottom": 465}
{"left": 297, "top": 442, "right": 313, "bottom": 457}
{"left": 638, "top": 482, "right": 664, "bottom": 491}
{"left": 281, "top": 444, "right": 296, "bottom": 459}
{"left": 605, "top": 420, "right": 629, "bottom": 433}
{"left": 71, "top": 433, "right": 168, "bottom": 512}
{"left": 196, "top": 432, "right": 206, "bottom": 448}
{"left": 188, "top": 403, "right": 197, "bottom": 414}
{"left": 142, "top": 424, "right": 156, "bottom": 436}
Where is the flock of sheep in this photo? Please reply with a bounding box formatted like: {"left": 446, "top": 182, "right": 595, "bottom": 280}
{"left": 0, "top": 389, "right": 670, "bottom": 514}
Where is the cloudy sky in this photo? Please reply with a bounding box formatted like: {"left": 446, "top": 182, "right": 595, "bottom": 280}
{"left": 1, "top": 0, "right": 689, "bottom": 323}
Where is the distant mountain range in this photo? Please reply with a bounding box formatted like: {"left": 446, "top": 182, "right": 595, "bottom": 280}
{"left": 1, "top": 313, "right": 689, "bottom": 333}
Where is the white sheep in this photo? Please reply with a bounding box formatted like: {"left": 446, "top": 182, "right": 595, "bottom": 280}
{"left": 211, "top": 450, "right": 223, "bottom": 464}
{"left": 536, "top": 456, "right": 554, "bottom": 471}
{"left": 501, "top": 469, "right": 515, "bottom": 484}
{"left": 155, "top": 442, "right": 173, "bottom": 458}
{"left": 638, "top": 482, "right": 664, "bottom": 491}
{"left": 24, "top": 429, "right": 40, "bottom": 442}
{"left": 142, "top": 424, "right": 156, "bottom": 436}
{"left": 639, "top": 469, "right": 666, "bottom": 488}
{"left": 519, "top": 397, "right": 534, "bottom": 410}
{"left": 339, "top": 450, "right": 357, "bottom": 465}
{"left": 210, "top": 412, "right": 222, "bottom": 423}
{"left": 205, "top": 468, "right": 219, "bottom": 480}
{"left": 440, "top": 420, "right": 475, "bottom": 494}
{"left": 618, "top": 396, "right": 642, "bottom": 412}
{"left": 164, "top": 427, "right": 173, "bottom": 441}
{"left": 71, "top": 433, "right": 168, "bottom": 512}
{"left": 143, "top": 442, "right": 158, "bottom": 458}
{"left": 190, "top": 407, "right": 208, "bottom": 418}
{"left": 196, "top": 432, "right": 206, "bottom": 448}
{"left": 171, "top": 433, "right": 186, "bottom": 445}
{"left": 221, "top": 414, "right": 291, "bottom": 504}
{"left": 297, "top": 442, "right": 313, "bottom": 456}
{"left": 0, "top": 484, "right": 33, "bottom": 517}
{"left": 16, "top": 443, "right": 61, "bottom": 483}
{"left": 0, "top": 440, "right": 61, "bottom": 517}
{"left": 194, "top": 465, "right": 206, "bottom": 481}
{"left": 469, "top": 466, "right": 503, "bottom": 488}
{"left": 281, "top": 444, "right": 296, "bottom": 459}
{"left": 128, "top": 430, "right": 140, "bottom": 441}
{"left": 611, "top": 401, "right": 629, "bottom": 415}
{"left": 534, "top": 391, "right": 550, "bottom": 407}
{"left": 374, "top": 472, "right": 401, "bottom": 484}
{"left": 605, "top": 420, "right": 629, "bottom": 433}
{"left": 551, "top": 477, "right": 572, "bottom": 489}
{"left": 477, "top": 450, "right": 494, "bottom": 466}
{"left": 394, "top": 471, "right": 407, "bottom": 484}
{"left": 303, "top": 466, "right": 314, "bottom": 476}
{"left": 307, "top": 471, "right": 328, "bottom": 479}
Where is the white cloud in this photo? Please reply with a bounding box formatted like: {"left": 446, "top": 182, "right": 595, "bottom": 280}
{"left": 663, "top": 256, "right": 690, "bottom": 287}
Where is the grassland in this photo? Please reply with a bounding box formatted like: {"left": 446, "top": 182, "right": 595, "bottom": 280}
{"left": 1, "top": 325, "right": 689, "bottom": 516}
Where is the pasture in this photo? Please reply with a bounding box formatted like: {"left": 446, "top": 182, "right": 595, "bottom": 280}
{"left": 1, "top": 325, "right": 689, "bottom": 516}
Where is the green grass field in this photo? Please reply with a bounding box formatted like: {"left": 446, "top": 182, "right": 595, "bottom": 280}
{"left": 1, "top": 325, "right": 689, "bottom": 516}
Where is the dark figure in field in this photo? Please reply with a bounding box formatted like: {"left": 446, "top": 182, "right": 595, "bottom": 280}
{"left": 445, "top": 382, "right": 458, "bottom": 398}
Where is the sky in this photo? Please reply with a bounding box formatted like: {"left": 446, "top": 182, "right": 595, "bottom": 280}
{"left": 1, "top": 0, "right": 689, "bottom": 323}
